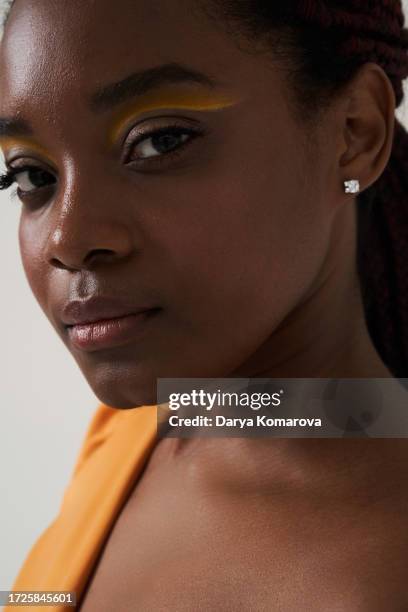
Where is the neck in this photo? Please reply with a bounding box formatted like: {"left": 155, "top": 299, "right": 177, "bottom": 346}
{"left": 232, "top": 200, "right": 393, "bottom": 379}
{"left": 162, "top": 202, "right": 398, "bottom": 489}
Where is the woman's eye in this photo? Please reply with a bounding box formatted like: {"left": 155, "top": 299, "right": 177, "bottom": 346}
{"left": 136, "top": 131, "right": 190, "bottom": 158}
{"left": 14, "top": 167, "right": 56, "bottom": 194}
{"left": 126, "top": 126, "right": 201, "bottom": 165}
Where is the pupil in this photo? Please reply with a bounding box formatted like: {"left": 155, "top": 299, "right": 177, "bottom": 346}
{"left": 29, "top": 169, "right": 53, "bottom": 187}
{"left": 152, "top": 132, "right": 181, "bottom": 154}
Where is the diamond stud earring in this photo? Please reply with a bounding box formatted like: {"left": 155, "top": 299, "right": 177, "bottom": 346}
{"left": 344, "top": 179, "right": 360, "bottom": 194}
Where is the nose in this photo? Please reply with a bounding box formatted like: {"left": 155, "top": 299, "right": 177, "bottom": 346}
{"left": 43, "top": 182, "right": 135, "bottom": 271}
{"left": 48, "top": 224, "right": 134, "bottom": 270}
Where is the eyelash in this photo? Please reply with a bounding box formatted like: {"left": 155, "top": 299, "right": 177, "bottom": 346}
{"left": 0, "top": 169, "right": 18, "bottom": 190}
{"left": 0, "top": 122, "right": 204, "bottom": 198}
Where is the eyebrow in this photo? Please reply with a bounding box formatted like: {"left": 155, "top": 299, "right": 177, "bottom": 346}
{"left": 0, "top": 118, "right": 33, "bottom": 139}
{"left": 0, "top": 64, "right": 224, "bottom": 144}
{"left": 91, "top": 62, "right": 219, "bottom": 112}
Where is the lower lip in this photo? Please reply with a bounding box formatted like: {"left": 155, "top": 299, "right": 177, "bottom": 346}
{"left": 67, "top": 310, "right": 160, "bottom": 352}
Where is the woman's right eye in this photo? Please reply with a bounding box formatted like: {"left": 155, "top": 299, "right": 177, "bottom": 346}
{"left": 12, "top": 167, "right": 57, "bottom": 194}
{"left": 0, "top": 165, "right": 57, "bottom": 196}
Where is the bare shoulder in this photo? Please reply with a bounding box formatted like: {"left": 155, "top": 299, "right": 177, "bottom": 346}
{"left": 79, "top": 438, "right": 408, "bottom": 611}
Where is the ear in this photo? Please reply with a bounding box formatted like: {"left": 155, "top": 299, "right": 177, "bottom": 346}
{"left": 336, "top": 61, "right": 396, "bottom": 196}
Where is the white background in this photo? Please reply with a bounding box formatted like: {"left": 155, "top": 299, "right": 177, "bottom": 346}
{"left": 1, "top": 1, "right": 408, "bottom": 591}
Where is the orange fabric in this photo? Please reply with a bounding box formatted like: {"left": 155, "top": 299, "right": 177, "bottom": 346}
{"left": 5, "top": 403, "right": 158, "bottom": 611}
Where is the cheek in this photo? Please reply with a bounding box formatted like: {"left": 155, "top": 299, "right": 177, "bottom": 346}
{"left": 157, "top": 120, "right": 329, "bottom": 337}
{"left": 150, "top": 162, "right": 330, "bottom": 355}
{"left": 18, "top": 216, "right": 48, "bottom": 310}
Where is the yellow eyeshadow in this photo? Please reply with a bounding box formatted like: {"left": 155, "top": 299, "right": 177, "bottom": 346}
{"left": 109, "top": 88, "right": 241, "bottom": 144}
{"left": 0, "top": 137, "right": 54, "bottom": 164}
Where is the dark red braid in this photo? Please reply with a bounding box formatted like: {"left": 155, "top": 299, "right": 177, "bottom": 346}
{"left": 357, "top": 120, "right": 408, "bottom": 377}
{"left": 294, "top": 0, "right": 408, "bottom": 105}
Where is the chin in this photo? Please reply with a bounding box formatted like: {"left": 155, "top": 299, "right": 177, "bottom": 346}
{"left": 84, "top": 364, "right": 159, "bottom": 409}
{"left": 94, "top": 385, "right": 158, "bottom": 410}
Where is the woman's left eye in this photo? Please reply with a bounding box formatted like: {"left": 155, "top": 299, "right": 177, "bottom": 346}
{"left": 125, "top": 125, "right": 202, "bottom": 165}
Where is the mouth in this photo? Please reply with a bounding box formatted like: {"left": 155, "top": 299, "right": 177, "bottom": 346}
{"left": 66, "top": 308, "right": 162, "bottom": 352}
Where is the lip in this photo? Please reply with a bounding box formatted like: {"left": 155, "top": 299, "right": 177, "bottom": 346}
{"left": 61, "top": 296, "right": 161, "bottom": 351}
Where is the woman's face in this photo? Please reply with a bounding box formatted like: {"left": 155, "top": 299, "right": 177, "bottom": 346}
{"left": 0, "top": 0, "right": 341, "bottom": 407}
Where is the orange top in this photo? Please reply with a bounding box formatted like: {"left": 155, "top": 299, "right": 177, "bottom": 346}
{"left": 5, "top": 403, "right": 159, "bottom": 611}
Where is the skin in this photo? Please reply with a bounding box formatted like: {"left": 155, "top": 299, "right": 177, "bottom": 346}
{"left": 0, "top": 138, "right": 54, "bottom": 162}
{"left": 3, "top": 1, "right": 408, "bottom": 609}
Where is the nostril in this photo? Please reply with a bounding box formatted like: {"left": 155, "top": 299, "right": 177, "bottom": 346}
{"left": 50, "top": 257, "right": 69, "bottom": 270}
{"left": 84, "top": 249, "right": 117, "bottom": 266}
{"left": 48, "top": 249, "right": 123, "bottom": 271}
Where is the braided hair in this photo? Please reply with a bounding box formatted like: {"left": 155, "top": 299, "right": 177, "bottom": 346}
{"left": 1, "top": 0, "right": 408, "bottom": 375}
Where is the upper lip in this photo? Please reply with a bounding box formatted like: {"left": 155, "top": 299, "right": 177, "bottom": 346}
{"left": 61, "top": 296, "right": 158, "bottom": 327}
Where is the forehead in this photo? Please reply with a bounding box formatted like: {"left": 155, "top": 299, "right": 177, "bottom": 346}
{"left": 0, "top": 0, "right": 249, "bottom": 115}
